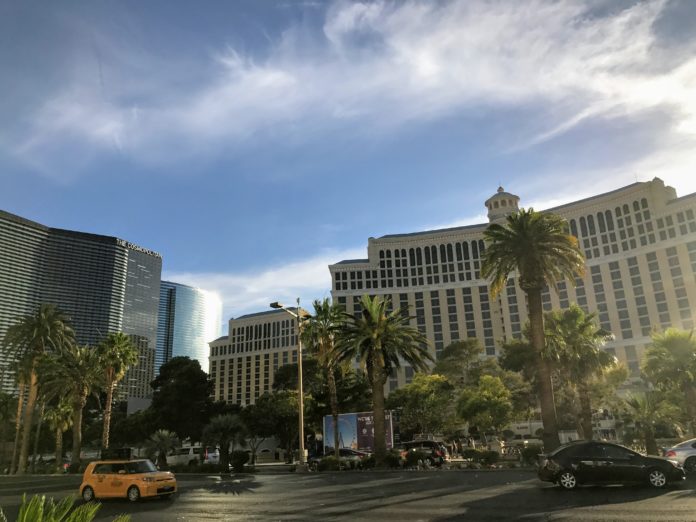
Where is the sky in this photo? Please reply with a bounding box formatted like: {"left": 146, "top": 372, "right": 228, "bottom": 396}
{"left": 2, "top": 0, "right": 696, "bottom": 330}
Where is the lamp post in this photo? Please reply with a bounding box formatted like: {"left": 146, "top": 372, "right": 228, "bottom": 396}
{"left": 270, "top": 298, "right": 308, "bottom": 469}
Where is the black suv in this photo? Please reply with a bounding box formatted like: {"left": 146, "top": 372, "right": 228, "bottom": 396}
{"left": 538, "top": 440, "right": 685, "bottom": 489}
{"left": 400, "top": 440, "right": 449, "bottom": 467}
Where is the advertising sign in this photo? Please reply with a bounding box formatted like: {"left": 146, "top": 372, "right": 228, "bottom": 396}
{"left": 323, "top": 411, "right": 394, "bottom": 454}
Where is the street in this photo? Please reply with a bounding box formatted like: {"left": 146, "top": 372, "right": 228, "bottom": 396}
{"left": 1, "top": 470, "right": 695, "bottom": 521}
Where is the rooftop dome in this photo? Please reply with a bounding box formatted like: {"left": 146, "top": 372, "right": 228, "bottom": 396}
{"left": 484, "top": 186, "right": 520, "bottom": 223}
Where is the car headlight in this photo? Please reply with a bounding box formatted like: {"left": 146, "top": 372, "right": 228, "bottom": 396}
{"left": 142, "top": 476, "right": 156, "bottom": 482}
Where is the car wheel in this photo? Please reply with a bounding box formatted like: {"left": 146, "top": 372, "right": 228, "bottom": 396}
{"left": 127, "top": 486, "right": 141, "bottom": 502}
{"left": 558, "top": 470, "right": 578, "bottom": 490}
{"left": 684, "top": 457, "right": 696, "bottom": 473}
{"left": 648, "top": 469, "right": 667, "bottom": 488}
{"left": 81, "top": 486, "right": 95, "bottom": 502}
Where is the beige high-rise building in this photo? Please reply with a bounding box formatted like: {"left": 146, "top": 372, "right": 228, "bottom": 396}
{"left": 209, "top": 309, "right": 299, "bottom": 405}
{"left": 330, "top": 178, "right": 696, "bottom": 392}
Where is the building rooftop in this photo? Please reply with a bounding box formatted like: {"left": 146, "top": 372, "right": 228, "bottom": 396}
{"left": 335, "top": 258, "right": 370, "bottom": 264}
{"left": 379, "top": 222, "right": 484, "bottom": 240}
{"left": 234, "top": 308, "right": 299, "bottom": 321}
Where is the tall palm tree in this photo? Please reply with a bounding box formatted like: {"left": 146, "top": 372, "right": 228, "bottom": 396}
{"left": 643, "top": 329, "right": 696, "bottom": 437}
{"left": 38, "top": 344, "right": 104, "bottom": 471}
{"left": 3, "top": 304, "right": 75, "bottom": 474}
{"left": 202, "top": 414, "right": 246, "bottom": 471}
{"left": 96, "top": 332, "right": 139, "bottom": 449}
{"left": 545, "top": 305, "right": 615, "bottom": 440}
{"left": 9, "top": 358, "right": 31, "bottom": 474}
{"left": 147, "top": 429, "right": 179, "bottom": 468}
{"left": 337, "top": 295, "right": 432, "bottom": 467}
{"left": 301, "top": 298, "right": 345, "bottom": 460}
{"left": 482, "top": 208, "right": 585, "bottom": 451}
{"left": 43, "top": 398, "right": 73, "bottom": 474}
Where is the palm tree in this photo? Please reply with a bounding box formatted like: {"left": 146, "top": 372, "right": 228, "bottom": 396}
{"left": 202, "top": 414, "right": 246, "bottom": 471}
{"left": 147, "top": 429, "right": 179, "bottom": 468}
{"left": 9, "top": 358, "right": 31, "bottom": 474}
{"left": 643, "top": 329, "right": 696, "bottom": 437}
{"left": 337, "top": 294, "right": 432, "bottom": 467}
{"left": 545, "top": 305, "right": 615, "bottom": 440}
{"left": 43, "top": 398, "right": 73, "bottom": 474}
{"left": 96, "top": 332, "right": 139, "bottom": 449}
{"left": 624, "top": 392, "right": 679, "bottom": 455}
{"left": 482, "top": 208, "right": 585, "bottom": 451}
{"left": 301, "top": 298, "right": 345, "bottom": 460}
{"left": 2, "top": 304, "right": 75, "bottom": 474}
{"left": 38, "top": 344, "right": 104, "bottom": 471}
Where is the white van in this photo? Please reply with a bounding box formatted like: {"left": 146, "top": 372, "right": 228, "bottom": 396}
{"left": 167, "top": 446, "right": 220, "bottom": 467}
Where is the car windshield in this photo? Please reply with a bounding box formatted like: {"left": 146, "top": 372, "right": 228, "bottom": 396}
{"left": 548, "top": 441, "right": 586, "bottom": 457}
{"left": 125, "top": 460, "right": 158, "bottom": 474}
{"left": 676, "top": 438, "right": 696, "bottom": 448}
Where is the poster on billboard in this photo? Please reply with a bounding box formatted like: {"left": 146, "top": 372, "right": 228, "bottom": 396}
{"left": 323, "top": 411, "right": 393, "bottom": 454}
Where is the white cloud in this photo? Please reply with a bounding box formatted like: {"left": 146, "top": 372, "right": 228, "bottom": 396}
{"left": 7, "top": 0, "right": 696, "bottom": 181}
{"left": 163, "top": 247, "right": 365, "bottom": 326}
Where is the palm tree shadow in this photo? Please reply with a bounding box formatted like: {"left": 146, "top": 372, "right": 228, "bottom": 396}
{"left": 197, "top": 474, "right": 261, "bottom": 496}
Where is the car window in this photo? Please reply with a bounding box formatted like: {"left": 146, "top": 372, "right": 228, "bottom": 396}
{"left": 126, "top": 460, "right": 157, "bottom": 473}
{"left": 176, "top": 448, "right": 190, "bottom": 456}
{"left": 549, "top": 442, "right": 587, "bottom": 457}
{"left": 600, "top": 444, "right": 635, "bottom": 459}
{"left": 676, "top": 439, "right": 696, "bottom": 448}
{"left": 110, "top": 463, "right": 126, "bottom": 474}
{"left": 193, "top": 448, "right": 203, "bottom": 455}
{"left": 93, "top": 463, "right": 112, "bottom": 474}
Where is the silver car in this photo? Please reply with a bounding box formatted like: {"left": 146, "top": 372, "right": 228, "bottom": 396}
{"left": 665, "top": 438, "right": 696, "bottom": 472}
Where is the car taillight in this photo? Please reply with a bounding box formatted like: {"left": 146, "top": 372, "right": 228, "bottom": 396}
{"left": 435, "top": 450, "right": 443, "bottom": 457}
{"left": 665, "top": 450, "right": 677, "bottom": 457}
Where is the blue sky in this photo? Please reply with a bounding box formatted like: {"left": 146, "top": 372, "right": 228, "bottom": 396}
{"left": 2, "top": 0, "right": 696, "bottom": 326}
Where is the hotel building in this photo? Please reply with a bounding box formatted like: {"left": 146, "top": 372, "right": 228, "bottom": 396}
{"left": 330, "top": 178, "right": 696, "bottom": 391}
{"left": 209, "top": 309, "right": 299, "bottom": 405}
{"left": 156, "top": 281, "right": 222, "bottom": 374}
{"left": 0, "top": 210, "right": 161, "bottom": 398}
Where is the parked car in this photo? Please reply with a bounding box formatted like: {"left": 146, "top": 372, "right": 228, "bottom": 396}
{"left": 664, "top": 438, "right": 696, "bottom": 472}
{"left": 538, "top": 440, "right": 685, "bottom": 490}
{"left": 80, "top": 459, "right": 177, "bottom": 502}
{"left": 400, "top": 440, "right": 449, "bottom": 466}
{"left": 167, "top": 446, "right": 219, "bottom": 467}
{"left": 309, "top": 448, "right": 371, "bottom": 470}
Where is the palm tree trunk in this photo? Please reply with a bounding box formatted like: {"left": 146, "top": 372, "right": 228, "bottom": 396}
{"left": 578, "top": 383, "right": 593, "bottom": 440}
{"left": 55, "top": 427, "right": 63, "bottom": 474}
{"left": 526, "top": 289, "right": 561, "bottom": 451}
{"left": 70, "top": 396, "right": 86, "bottom": 472}
{"left": 685, "top": 386, "right": 696, "bottom": 438}
{"left": 644, "top": 426, "right": 659, "bottom": 455}
{"left": 372, "top": 360, "right": 387, "bottom": 467}
{"left": 11, "top": 379, "right": 26, "bottom": 474}
{"left": 18, "top": 370, "right": 39, "bottom": 474}
{"left": 102, "top": 380, "right": 115, "bottom": 449}
{"left": 31, "top": 402, "right": 46, "bottom": 473}
{"left": 328, "top": 369, "right": 340, "bottom": 460}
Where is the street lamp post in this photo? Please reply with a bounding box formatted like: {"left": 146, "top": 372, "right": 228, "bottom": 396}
{"left": 270, "top": 298, "right": 307, "bottom": 470}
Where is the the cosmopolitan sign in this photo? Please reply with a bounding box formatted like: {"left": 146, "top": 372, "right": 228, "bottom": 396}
{"left": 322, "top": 411, "right": 394, "bottom": 454}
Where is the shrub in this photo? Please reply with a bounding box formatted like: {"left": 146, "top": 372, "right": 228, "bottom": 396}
{"left": 317, "top": 456, "right": 341, "bottom": 471}
{"left": 384, "top": 450, "right": 403, "bottom": 469}
{"left": 1, "top": 494, "right": 130, "bottom": 522}
{"left": 462, "top": 448, "right": 482, "bottom": 461}
{"left": 521, "top": 445, "right": 543, "bottom": 466}
{"left": 405, "top": 450, "right": 430, "bottom": 467}
{"left": 480, "top": 451, "right": 499, "bottom": 466}
{"left": 361, "top": 454, "right": 376, "bottom": 469}
{"left": 231, "top": 450, "right": 249, "bottom": 473}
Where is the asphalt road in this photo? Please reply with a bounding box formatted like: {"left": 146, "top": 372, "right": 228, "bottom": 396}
{"left": 1, "top": 470, "right": 695, "bottom": 521}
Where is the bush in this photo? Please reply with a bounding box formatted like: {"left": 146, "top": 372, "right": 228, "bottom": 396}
{"left": 231, "top": 450, "right": 249, "bottom": 473}
{"left": 462, "top": 448, "right": 483, "bottom": 461}
{"left": 361, "top": 454, "right": 376, "bottom": 469}
{"left": 317, "top": 456, "right": 341, "bottom": 471}
{"left": 480, "top": 451, "right": 499, "bottom": 466}
{"left": 405, "top": 450, "right": 430, "bottom": 467}
{"left": 520, "top": 445, "right": 543, "bottom": 466}
{"left": 2, "top": 494, "right": 130, "bottom": 522}
{"left": 384, "top": 450, "right": 403, "bottom": 469}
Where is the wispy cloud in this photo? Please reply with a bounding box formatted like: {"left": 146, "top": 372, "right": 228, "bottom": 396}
{"left": 163, "top": 247, "right": 365, "bottom": 324}
{"left": 7, "top": 0, "right": 696, "bottom": 179}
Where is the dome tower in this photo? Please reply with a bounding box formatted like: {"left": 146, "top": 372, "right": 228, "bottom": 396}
{"left": 485, "top": 186, "right": 520, "bottom": 223}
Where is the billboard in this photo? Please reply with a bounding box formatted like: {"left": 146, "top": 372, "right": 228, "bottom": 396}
{"left": 323, "top": 411, "right": 394, "bottom": 454}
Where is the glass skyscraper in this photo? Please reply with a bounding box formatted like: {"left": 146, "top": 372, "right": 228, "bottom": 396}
{"left": 0, "top": 210, "right": 162, "bottom": 398}
{"left": 156, "top": 281, "right": 222, "bottom": 374}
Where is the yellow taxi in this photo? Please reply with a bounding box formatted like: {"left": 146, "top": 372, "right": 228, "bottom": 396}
{"left": 80, "top": 459, "right": 177, "bottom": 502}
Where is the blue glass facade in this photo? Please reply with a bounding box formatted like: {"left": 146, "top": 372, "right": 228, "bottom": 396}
{"left": 156, "top": 281, "right": 222, "bottom": 374}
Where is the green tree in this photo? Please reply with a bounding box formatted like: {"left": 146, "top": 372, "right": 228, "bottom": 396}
{"left": 482, "top": 209, "right": 585, "bottom": 450}
{"left": 202, "top": 414, "right": 246, "bottom": 471}
{"left": 457, "top": 375, "right": 513, "bottom": 435}
{"left": 431, "top": 339, "right": 483, "bottom": 387}
{"left": 386, "top": 374, "right": 457, "bottom": 440}
{"left": 96, "top": 332, "right": 139, "bottom": 449}
{"left": 337, "top": 295, "right": 432, "bottom": 467}
{"left": 150, "top": 357, "right": 213, "bottom": 441}
{"left": 38, "top": 345, "right": 104, "bottom": 471}
{"left": 256, "top": 391, "right": 299, "bottom": 462}
{"left": 545, "top": 305, "right": 615, "bottom": 439}
{"left": 147, "top": 429, "right": 179, "bottom": 467}
{"left": 241, "top": 403, "right": 278, "bottom": 464}
{"left": 301, "top": 298, "right": 344, "bottom": 460}
{"left": 3, "top": 304, "right": 75, "bottom": 474}
{"left": 43, "top": 398, "right": 73, "bottom": 474}
{"left": 643, "top": 328, "right": 696, "bottom": 437}
{"left": 623, "top": 392, "right": 679, "bottom": 455}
